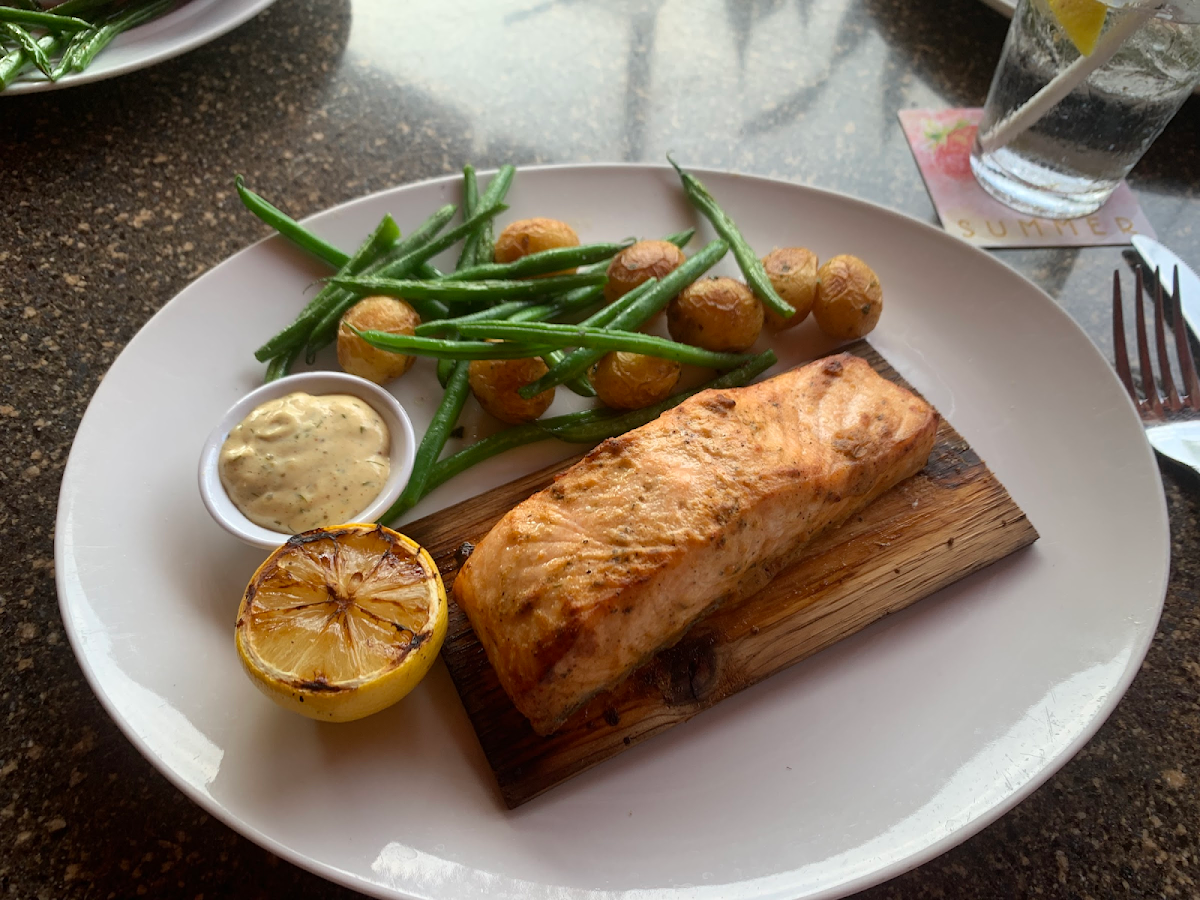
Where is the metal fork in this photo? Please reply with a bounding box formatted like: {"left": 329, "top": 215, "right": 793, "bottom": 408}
{"left": 1113, "top": 266, "right": 1200, "bottom": 475}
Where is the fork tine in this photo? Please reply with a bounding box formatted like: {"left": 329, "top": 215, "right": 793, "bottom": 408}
{"left": 1152, "top": 267, "right": 1181, "bottom": 411}
{"left": 1170, "top": 265, "right": 1200, "bottom": 409}
{"left": 1134, "top": 267, "right": 1165, "bottom": 417}
{"left": 1114, "top": 270, "right": 1138, "bottom": 405}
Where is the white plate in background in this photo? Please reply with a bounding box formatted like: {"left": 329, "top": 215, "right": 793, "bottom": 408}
{"left": 55, "top": 164, "right": 1167, "bottom": 900}
{"left": 3, "top": 0, "right": 275, "bottom": 95}
{"left": 979, "top": 0, "right": 1017, "bottom": 15}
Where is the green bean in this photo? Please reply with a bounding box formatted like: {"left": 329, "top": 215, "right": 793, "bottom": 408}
{"left": 453, "top": 322, "right": 753, "bottom": 369}
{"left": 416, "top": 298, "right": 539, "bottom": 335}
{"left": 1, "top": 31, "right": 59, "bottom": 87}
{"left": 265, "top": 344, "right": 303, "bottom": 382}
{"left": 1, "top": 42, "right": 27, "bottom": 89}
{"left": 235, "top": 176, "right": 350, "bottom": 269}
{"left": 49, "top": 24, "right": 92, "bottom": 79}
{"left": 417, "top": 261, "right": 443, "bottom": 280}
{"left": 364, "top": 201, "right": 507, "bottom": 284}
{"left": 351, "top": 328, "right": 555, "bottom": 360}
{"left": 0, "top": 7, "right": 91, "bottom": 31}
{"left": 668, "top": 157, "right": 792, "bottom": 321}
{"left": 540, "top": 350, "right": 777, "bottom": 443}
{"left": 519, "top": 238, "right": 728, "bottom": 398}
{"left": 435, "top": 357, "right": 456, "bottom": 389}
{"left": 360, "top": 204, "right": 455, "bottom": 276}
{"left": 67, "top": 0, "right": 173, "bottom": 70}
{"left": 468, "top": 165, "right": 515, "bottom": 266}
{"left": 48, "top": 0, "right": 120, "bottom": 16}
{"left": 544, "top": 349, "right": 596, "bottom": 397}
{"left": 664, "top": 228, "right": 695, "bottom": 250}
{"left": 414, "top": 349, "right": 777, "bottom": 505}
{"left": 331, "top": 272, "right": 606, "bottom": 304}
{"left": 413, "top": 423, "right": 550, "bottom": 506}
{"left": 442, "top": 241, "right": 631, "bottom": 283}
{"left": 455, "top": 165, "right": 480, "bottom": 271}
{"left": 254, "top": 213, "right": 399, "bottom": 363}
{"left": 1, "top": 23, "right": 51, "bottom": 78}
{"left": 380, "top": 360, "right": 472, "bottom": 523}
{"left": 511, "top": 292, "right": 604, "bottom": 324}
{"left": 416, "top": 288, "right": 605, "bottom": 337}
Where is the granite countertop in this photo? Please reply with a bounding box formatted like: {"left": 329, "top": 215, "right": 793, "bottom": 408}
{"left": 3, "top": 0, "right": 1199, "bottom": 897}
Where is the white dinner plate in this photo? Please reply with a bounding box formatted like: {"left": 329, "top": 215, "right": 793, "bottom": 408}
{"left": 3, "top": 0, "right": 275, "bottom": 95}
{"left": 56, "top": 165, "right": 1168, "bottom": 900}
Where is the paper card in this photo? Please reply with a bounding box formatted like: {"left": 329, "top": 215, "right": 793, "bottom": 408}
{"left": 898, "top": 108, "right": 1156, "bottom": 249}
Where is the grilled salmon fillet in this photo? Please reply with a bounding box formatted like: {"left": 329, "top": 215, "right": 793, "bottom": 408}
{"left": 454, "top": 353, "right": 938, "bottom": 735}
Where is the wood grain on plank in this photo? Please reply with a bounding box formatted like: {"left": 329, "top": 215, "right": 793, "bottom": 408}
{"left": 403, "top": 341, "right": 1038, "bottom": 808}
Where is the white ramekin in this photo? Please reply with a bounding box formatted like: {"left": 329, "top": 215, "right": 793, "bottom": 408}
{"left": 198, "top": 371, "right": 416, "bottom": 549}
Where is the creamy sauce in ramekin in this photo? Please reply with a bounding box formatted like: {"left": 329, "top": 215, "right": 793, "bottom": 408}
{"left": 218, "top": 392, "right": 390, "bottom": 534}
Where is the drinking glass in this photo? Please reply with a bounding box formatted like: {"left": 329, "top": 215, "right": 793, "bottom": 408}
{"left": 970, "top": 0, "right": 1200, "bottom": 219}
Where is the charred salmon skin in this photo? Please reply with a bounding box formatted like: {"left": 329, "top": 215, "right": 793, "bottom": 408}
{"left": 453, "top": 353, "right": 938, "bottom": 735}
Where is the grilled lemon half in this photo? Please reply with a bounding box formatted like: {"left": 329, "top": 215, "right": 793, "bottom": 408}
{"left": 235, "top": 523, "right": 447, "bottom": 722}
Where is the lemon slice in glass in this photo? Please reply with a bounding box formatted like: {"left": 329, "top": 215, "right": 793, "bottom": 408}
{"left": 235, "top": 523, "right": 447, "bottom": 722}
{"left": 1047, "top": 0, "right": 1109, "bottom": 55}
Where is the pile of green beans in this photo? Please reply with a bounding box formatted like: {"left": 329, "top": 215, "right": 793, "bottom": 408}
{"left": 0, "top": 0, "right": 175, "bottom": 91}
{"left": 237, "top": 159, "right": 789, "bottom": 524}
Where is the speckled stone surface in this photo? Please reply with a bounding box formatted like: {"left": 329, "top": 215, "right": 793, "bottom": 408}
{"left": 2, "top": 0, "right": 1199, "bottom": 897}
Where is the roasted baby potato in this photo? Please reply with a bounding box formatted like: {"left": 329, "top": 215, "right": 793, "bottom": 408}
{"left": 589, "top": 351, "right": 681, "bottom": 410}
{"left": 813, "top": 254, "right": 882, "bottom": 339}
{"left": 337, "top": 296, "right": 421, "bottom": 384}
{"left": 468, "top": 357, "right": 555, "bottom": 424}
{"left": 604, "top": 240, "right": 686, "bottom": 305}
{"left": 493, "top": 218, "right": 580, "bottom": 273}
{"left": 761, "top": 247, "right": 819, "bottom": 332}
{"left": 667, "top": 276, "right": 763, "bottom": 352}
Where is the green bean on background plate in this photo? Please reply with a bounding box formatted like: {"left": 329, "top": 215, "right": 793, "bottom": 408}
{"left": 0, "top": 7, "right": 91, "bottom": 32}
{"left": 2, "top": 22, "right": 52, "bottom": 77}
{"left": 67, "top": 0, "right": 174, "bottom": 73}
{"left": 0, "top": 0, "right": 180, "bottom": 91}
{"left": 667, "top": 156, "right": 793, "bottom": 321}
{"left": 452, "top": 321, "right": 754, "bottom": 369}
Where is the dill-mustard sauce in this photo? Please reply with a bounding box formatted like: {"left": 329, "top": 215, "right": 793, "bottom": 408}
{"left": 218, "top": 392, "right": 390, "bottom": 533}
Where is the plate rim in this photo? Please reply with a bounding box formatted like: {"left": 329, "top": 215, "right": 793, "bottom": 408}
{"left": 54, "top": 161, "right": 1170, "bottom": 900}
{"left": 2, "top": 0, "right": 277, "bottom": 96}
